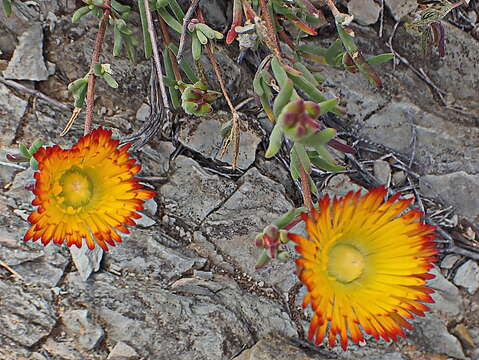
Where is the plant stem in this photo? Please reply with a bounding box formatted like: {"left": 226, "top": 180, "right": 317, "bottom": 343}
{"left": 84, "top": 0, "right": 111, "bottom": 135}
{"left": 158, "top": 14, "right": 182, "bottom": 82}
{"left": 197, "top": 8, "right": 240, "bottom": 168}
{"left": 322, "top": 0, "right": 340, "bottom": 17}
{"left": 143, "top": 0, "right": 170, "bottom": 111}
{"left": 177, "top": 0, "right": 201, "bottom": 62}
{"left": 299, "top": 164, "right": 314, "bottom": 213}
{"left": 258, "top": 0, "right": 281, "bottom": 57}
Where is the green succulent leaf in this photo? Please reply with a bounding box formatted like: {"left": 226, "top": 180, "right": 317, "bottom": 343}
{"left": 298, "top": 127, "right": 336, "bottom": 147}
{"left": 192, "top": 33, "right": 202, "bottom": 60}
{"left": 138, "top": 0, "right": 152, "bottom": 58}
{"left": 158, "top": 7, "right": 183, "bottom": 33}
{"left": 265, "top": 124, "right": 284, "bottom": 158}
{"left": 28, "top": 140, "right": 45, "bottom": 155}
{"left": 113, "top": 24, "right": 124, "bottom": 56}
{"left": 103, "top": 73, "right": 119, "bottom": 88}
{"left": 72, "top": 6, "right": 91, "bottom": 23}
{"left": 163, "top": 50, "right": 180, "bottom": 109}
{"left": 196, "top": 23, "right": 224, "bottom": 40}
{"left": 168, "top": 0, "right": 185, "bottom": 21}
{"left": 309, "top": 152, "right": 344, "bottom": 172}
{"left": 19, "top": 143, "right": 31, "bottom": 158}
{"left": 367, "top": 53, "right": 394, "bottom": 66}
{"left": 30, "top": 157, "right": 39, "bottom": 171}
{"left": 196, "top": 29, "right": 209, "bottom": 45}
{"left": 92, "top": 63, "right": 104, "bottom": 76}
{"left": 293, "top": 143, "right": 311, "bottom": 174}
{"left": 111, "top": 0, "right": 130, "bottom": 14}
{"left": 273, "top": 78, "right": 293, "bottom": 119}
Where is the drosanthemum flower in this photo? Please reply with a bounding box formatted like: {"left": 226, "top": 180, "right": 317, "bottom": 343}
{"left": 289, "top": 187, "right": 438, "bottom": 350}
{"left": 24, "top": 128, "right": 155, "bottom": 251}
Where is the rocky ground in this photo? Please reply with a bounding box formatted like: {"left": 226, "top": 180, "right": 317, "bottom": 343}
{"left": 1, "top": 0, "right": 479, "bottom": 359}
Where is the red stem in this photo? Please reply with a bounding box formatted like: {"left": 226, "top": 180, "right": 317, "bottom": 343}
{"left": 84, "top": 1, "right": 111, "bottom": 135}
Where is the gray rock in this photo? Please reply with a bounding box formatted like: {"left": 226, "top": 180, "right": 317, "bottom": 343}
{"left": 159, "top": 155, "right": 237, "bottom": 226}
{"left": 340, "top": 348, "right": 407, "bottom": 360}
{"left": 359, "top": 102, "right": 479, "bottom": 175}
{"left": 179, "top": 112, "right": 262, "bottom": 169}
{"left": 62, "top": 271, "right": 295, "bottom": 359}
{"left": 143, "top": 198, "right": 158, "bottom": 216}
{"left": 140, "top": 142, "right": 175, "bottom": 176}
{"left": 323, "top": 174, "right": 366, "bottom": 198}
{"left": 373, "top": 160, "right": 391, "bottom": 186}
{"left": 7, "top": 167, "right": 35, "bottom": 206}
{"left": 453, "top": 260, "right": 479, "bottom": 295}
{"left": 0, "top": 147, "right": 26, "bottom": 186}
{"left": 235, "top": 334, "right": 325, "bottom": 360}
{"left": 0, "top": 280, "right": 56, "bottom": 347}
{"left": 412, "top": 315, "right": 465, "bottom": 359}
{"left": 62, "top": 309, "right": 105, "bottom": 351}
{"left": 0, "top": 83, "right": 28, "bottom": 146}
{"left": 3, "top": 23, "right": 49, "bottom": 81}
{"left": 420, "top": 172, "right": 479, "bottom": 223}
{"left": 203, "top": 167, "right": 296, "bottom": 292}
{"left": 70, "top": 245, "right": 103, "bottom": 282}
{"left": 348, "top": 0, "right": 381, "bottom": 25}
{"left": 441, "top": 254, "right": 461, "bottom": 269}
{"left": 108, "top": 341, "right": 139, "bottom": 360}
{"left": 107, "top": 231, "right": 206, "bottom": 282}
{"left": 135, "top": 212, "right": 156, "bottom": 227}
{"left": 384, "top": 0, "right": 417, "bottom": 21}
{"left": 429, "top": 266, "right": 463, "bottom": 316}
{"left": 135, "top": 103, "right": 150, "bottom": 122}
{"left": 42, "top": 338, "right": 83, "bottom": 360}
{"left": 199, "top": 0, "right": 228, "bottom": 29}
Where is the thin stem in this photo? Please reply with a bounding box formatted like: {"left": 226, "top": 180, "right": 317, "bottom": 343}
{"left": 299, "top": 165, "right": 314, "bottom": 213}
{"left": 84, "top": 0, "right": 111, "bottom": 135}
{"left": 177, "top": 0, "right": 201, "bottom": 62}
{"left": 322, "top": 0, "right": 340, "bottom": 17}
{"left": 143, "top": 0, "right": 170, "bottom": 111}
{"left": 258, "top": 0, "right": 281, "bottom": 56}
{"left": 0, "top": 76, "right": 72, "bottom": 112}
{"left": 158, "top": 14, "right": 182, "bottom": 82}
{"left": 198, "top": 8, "right": 240, "bottom": 168}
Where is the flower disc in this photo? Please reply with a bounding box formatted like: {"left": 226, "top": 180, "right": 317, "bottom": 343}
{"left": 289, "top": 187, "right": 438, "bottom": 350}
{"left": 24, "top": 128, "right": 155, "bottom": 251}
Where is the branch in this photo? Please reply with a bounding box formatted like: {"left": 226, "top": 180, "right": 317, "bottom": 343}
{"left": 143, "top": 0, "right": 170, "bottom": 112}
{"left": 177, "top": 0, "right": 201, "bottom": 62}
{"left": 84, "top": 0, "right": 111, "bottom": 135}
{"left": 0, "top": 76, "right": 72, "bottom": 112}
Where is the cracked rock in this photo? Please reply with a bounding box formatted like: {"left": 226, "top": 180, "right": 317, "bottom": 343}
{"left": 412, "top": 315, "right": 465, "bottom": 359}
{"left": 62, "top": 309, "right": 105, "bottom": 351}
{"left": 107, "top": 231, "right": 206, "bottom": 282}
{"left": 0, "top": 83, "right": 28, "bottom": 146}
{"left": 453, "top": 260, "right": 479, "bottom": 295}
{"left": 420, "top": 172, "right": 479, "bottom": 223}
{"left": 0, "top": 281, "right": 56, "bottom": 347}
{"left": 179, "top": 112, "right": 261, "bottom": 169}
{"left": 3, "top": 23, "right": 50, "bottom": 81}
{"left": 159, "top": 155, "right": 237, "bottom": 226}
{"left": 384, "top": 0, "right": 417, "bottom": 21}
{"left": 108, "top": 341, "right": 139, "bottom": 360}
{"left": 429, "top": 266, "right": 463, "bottom": 316}
{"left": 70, "top": 245, "right": 103, "bottom": 282}
{"left": 61, "top": 271, "right": 294, "bottom": 359}
{"left": 203, "top": 167, "right": 296, "bottom": 293}
{"left": 348, "top": 0, "right": 380, "bottom": 25}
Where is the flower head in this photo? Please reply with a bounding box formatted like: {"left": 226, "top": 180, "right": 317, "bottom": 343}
{"left": 278, "top": 99, "right": 321, "bottom": 141}
{"left": 289, "top": 187, "right": 437, "bottom": 350}
{"left": 24, "top": 128, "right": 155, "bottom": 251}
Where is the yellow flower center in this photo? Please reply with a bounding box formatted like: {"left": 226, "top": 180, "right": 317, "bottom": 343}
{"left": 57, "top": 167, "right": 93, "bottom": 208}
{"left": 328, "top": 244, "right": 365, "bottom": 283}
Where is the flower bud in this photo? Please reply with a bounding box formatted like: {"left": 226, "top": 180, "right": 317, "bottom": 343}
{"left": 278, "top": 99, "right": 321, "bottom": 142}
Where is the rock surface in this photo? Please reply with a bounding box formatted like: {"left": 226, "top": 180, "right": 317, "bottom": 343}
{"left": 348, "top": 0, "right": 381, "bottom": 25}
{"left": 3, "top": 23, "right": 50, "bottom": 81}
{"left": 453, "top": 260, "right": 479, "bottom": 295}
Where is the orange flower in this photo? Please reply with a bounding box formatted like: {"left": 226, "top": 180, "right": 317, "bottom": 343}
{"left": 289, "top": 187, "right": 437, "bottom": 350}
{"left": 24, "top": 128, "right": 155, "bottom": 251}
